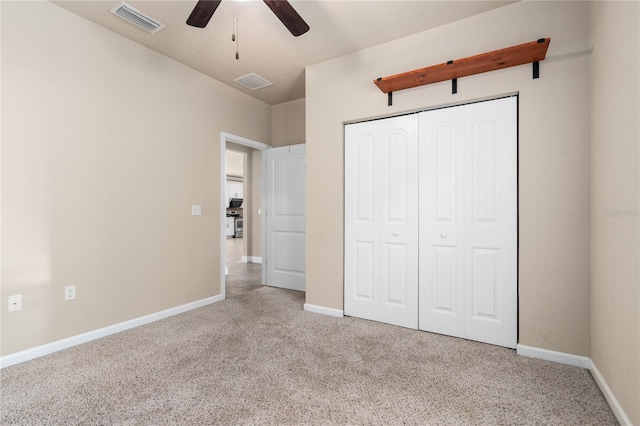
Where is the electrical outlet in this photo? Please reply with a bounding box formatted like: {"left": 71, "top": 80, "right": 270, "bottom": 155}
{"left": 8, "top": 295, "right": 22, "bottom": 312}
{"left": 191, "top": 205, "right": 202, "bottom": 216}
{"left": 65, "top": 285, "right": 76, "bottom": 301}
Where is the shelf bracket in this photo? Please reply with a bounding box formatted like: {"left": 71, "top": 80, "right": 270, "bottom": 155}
{"left": 447, "top": 60, "right": 457, "bottom": 94}
{"left": 532, "top": 38, "right": 545, "bottom": 79}
{"left": 388, "top": 92, "right": 393, "bottom": 106}
{"left": 532, "top": 61, "right": 540, "bottom": 79}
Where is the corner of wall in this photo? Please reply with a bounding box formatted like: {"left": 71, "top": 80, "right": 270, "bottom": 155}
{"left": 271, "top": 98, "right": 306, "bottom": 147}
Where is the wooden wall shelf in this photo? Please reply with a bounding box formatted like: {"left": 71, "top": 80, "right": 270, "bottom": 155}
{"left": 374, "top": 38, "right": 550, "bottom": 95}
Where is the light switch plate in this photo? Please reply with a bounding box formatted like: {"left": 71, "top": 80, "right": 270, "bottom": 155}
{"left": 191, "top": 205, "right": 202, "bottom": 216}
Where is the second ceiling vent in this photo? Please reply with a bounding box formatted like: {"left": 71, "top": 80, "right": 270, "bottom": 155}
{"left": 233, "top": 73, "right": 273, "bottom": 91}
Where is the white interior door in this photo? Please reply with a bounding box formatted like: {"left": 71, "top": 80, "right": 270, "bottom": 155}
{"left": 344, "top": 114, "right": 419, "bottom": 329}
{"left": 419, "top": 97, "right": 517, "bottom": 348}
{"left": 266, "top": 144, "right": 306, "bottom": 292}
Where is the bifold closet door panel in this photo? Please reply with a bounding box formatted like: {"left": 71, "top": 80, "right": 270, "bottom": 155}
{"left": 418, "top": 97, "right": 517, "bottom": 349}
{"left": 418, "top": 105, "right": 466, "bottom": 338}
{"left": 463, "top": 98, "right": 517, "bottom": 349}
{"left": 344, "top": 123, "right": 379, "bottom": 323}
{"left": 344, "top": 115, "right": 419, "bottom": 329}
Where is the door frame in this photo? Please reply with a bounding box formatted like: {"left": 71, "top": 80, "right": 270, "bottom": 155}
{"left": 220, "top": 132, "right": 271, "bottom": 299}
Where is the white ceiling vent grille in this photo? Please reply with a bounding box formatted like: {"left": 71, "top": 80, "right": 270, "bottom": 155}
{"left": 110, "top": 2, "right": 165, "bottom": 33}
{"left": 233, "top": 73, "right": 273, "bottom": 91}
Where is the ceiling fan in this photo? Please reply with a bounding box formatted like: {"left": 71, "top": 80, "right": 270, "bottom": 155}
{"left": 186, "top": 0, "right": 309, "bottom": 37}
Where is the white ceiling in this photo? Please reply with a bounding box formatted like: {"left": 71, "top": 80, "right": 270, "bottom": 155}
{"left": 52, "top": 0, "right": 514, "bottom": 105}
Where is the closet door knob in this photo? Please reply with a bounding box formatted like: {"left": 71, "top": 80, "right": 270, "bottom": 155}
{"left": 440, "top": 233, "right": 448, "bottom": 238}
{"left": 392, "top": 232, "right": 399, "bottom": 237}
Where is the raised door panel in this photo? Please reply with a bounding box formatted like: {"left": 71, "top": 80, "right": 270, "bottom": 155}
{"left": 435, "top": 124, "right": 458, "bottom": 222}
{"left": 470, "top": 248, "right": 498, "bottom": 318}
{"left": 273, "top": 157, "right": 304, "bottom": 217}
{"left": 433, "top": 246, "right": 457, "bottom": 313}
{"left": 355, "top": 242, "right": 375, "bottom": 300}
{"left": 472, "top": 120, "right": 497, "bottom": 223}
{"left": 272, "top": 231, "right": 305, "bottom": 275}
{"left": 355, "top": 135, "right": 376, "bottom": 223}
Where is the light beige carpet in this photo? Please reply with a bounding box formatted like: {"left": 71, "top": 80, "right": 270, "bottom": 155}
{"left": 1, "top": 287, "right": 616, "bottom": 425}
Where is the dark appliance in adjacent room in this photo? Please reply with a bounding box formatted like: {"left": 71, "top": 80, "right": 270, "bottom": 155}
{"left": 226, "top": 198, "right": 243, "bottom": 238}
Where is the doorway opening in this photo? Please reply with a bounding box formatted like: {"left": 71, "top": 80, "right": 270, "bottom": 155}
{"left": 225, "top": 148, "right": 259, "bottom": 297}
{"left": 220, "top": 132, "right": 270, "bottom": 299}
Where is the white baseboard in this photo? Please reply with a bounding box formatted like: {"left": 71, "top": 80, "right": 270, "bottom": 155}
{"left": 590, "top": 361, "right": 633, "bottom": 426}
{"left": 0, "top": 294, "right": 224, "bottom": 369}
{"left": 303, "top": 303, "right": 344, "bottom": 318}
{"left": 516, "top": 344, "right": 592, "bottom": 369}
{"left": 241, "top": 256, "right": 262, "bottom": 264}
{"left": 517, "top": 344, "right": 632, "bottom": 425}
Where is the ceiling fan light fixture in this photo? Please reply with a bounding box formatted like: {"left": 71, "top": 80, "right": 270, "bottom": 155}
{"left": 233, "top": 73, "right": 273, "bottom": 91}
{"left": 110, "top": 2, "right": 165, "bottom": 33}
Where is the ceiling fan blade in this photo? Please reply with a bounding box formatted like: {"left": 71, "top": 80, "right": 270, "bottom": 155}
{"left": 263, "top": 0, "right": 309, "bottom": 37}
{"left": 186, "top": 0, "right": 222, "bottom": 28}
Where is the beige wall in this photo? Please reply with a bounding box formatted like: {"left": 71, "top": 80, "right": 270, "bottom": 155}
{"left": 271, "top": 98, "right": 305, "bottom": 147}
{"left": 306, "top": 1, "right": 591, "bottom": 356}
{"left": 1, "top": 1, "right": 271, "bottom": 356}
{"left": 590, "top": 2, "right": 640, "bottom": 424}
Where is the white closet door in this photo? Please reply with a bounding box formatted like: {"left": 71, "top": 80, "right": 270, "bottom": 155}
{"left": 344, "top": 114, "right": 419, "bottom": 329}
{"left": 419, "top": 97, "right": 517, "bottom": 348}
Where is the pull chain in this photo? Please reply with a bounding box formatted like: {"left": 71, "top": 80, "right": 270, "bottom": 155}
{"left": 232, "top": 2, "right": 239, "bottom": 60}
{"left": 231, "top": 9, "right": 235, "bottom": 42}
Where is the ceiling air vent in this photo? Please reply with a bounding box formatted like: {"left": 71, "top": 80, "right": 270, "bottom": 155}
{"left": 233, "top": 73, "right": 273, "bottom": 91}
{"left": 110, "top": 2, "right": 165, "bottom": 34}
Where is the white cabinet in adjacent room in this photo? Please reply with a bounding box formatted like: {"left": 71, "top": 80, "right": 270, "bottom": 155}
{"left": 228, "top": 181, "right": 243, "bottom": 199}
{"left": 225, "top": 217, "right": 235, "bottom": 237}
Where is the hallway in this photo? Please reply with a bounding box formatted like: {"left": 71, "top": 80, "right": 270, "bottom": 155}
{"left": 225, "top": 237, "right": 262, "bottom": 297}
